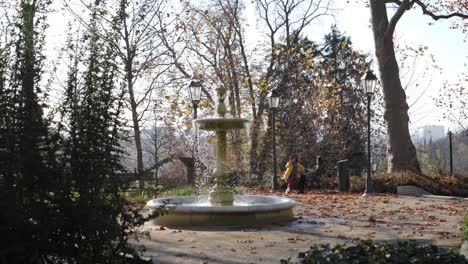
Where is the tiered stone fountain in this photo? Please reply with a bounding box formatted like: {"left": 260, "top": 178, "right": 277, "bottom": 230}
{"left": 146, "top": 86, "right": 295, "bottom": 227}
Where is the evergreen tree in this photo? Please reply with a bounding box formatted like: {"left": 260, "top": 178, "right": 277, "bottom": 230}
{"left": 317, "top": 26, "right": 368, "bottom": 175}
{"left": 51, "top": 2, "right": 150, "bottom": 262}
{"left": 267, "top": 28, "right": 367, "bottom": 176}
{"left": 0, "top": 1, "right": 155, "bottom": 262}
{"left": 0, "top": 0, "right": 59, "bottom": 261}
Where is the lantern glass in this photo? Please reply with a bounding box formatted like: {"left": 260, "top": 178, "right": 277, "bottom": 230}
{"left": 361, "top": 70, "right": 378, "bottom": 96}
{"left": 267, "top": 90, "right": 280, "bottom": 108}
{"left": 188, "top": 78, "right": 202, "bottom": 102}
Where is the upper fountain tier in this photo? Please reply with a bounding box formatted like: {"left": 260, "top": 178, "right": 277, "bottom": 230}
{"left": 195, "top": 117, "right": 249, "bottom": 131}
{"left": 194, "top": 86, "right": 249, "bottom": 131}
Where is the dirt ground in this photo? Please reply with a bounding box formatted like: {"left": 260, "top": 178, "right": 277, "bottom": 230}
{"left": 135, "top": 190, "right": 467, "bottom": 264}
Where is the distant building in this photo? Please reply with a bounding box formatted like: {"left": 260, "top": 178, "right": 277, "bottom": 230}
{"left": 422, "top": 125, "right": 445, "bottom": 141}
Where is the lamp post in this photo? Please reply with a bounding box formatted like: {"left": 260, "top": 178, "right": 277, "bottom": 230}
{"left": 267, "top": 89, "right": 280, "bottom": 191}
{"left": 448, "top": 131, "right": 453, "bottom": 175}
{"left": 153, "top": 103, "right": 158, "bottom": 187}
{"left": 361, "top": 69, "right": 378, "bottom": 196}
{"left": 187, "top": 76, "right": 203, "bottom": 119}
{"left": 187, "top": 76, "right": 203, "bottom": 188}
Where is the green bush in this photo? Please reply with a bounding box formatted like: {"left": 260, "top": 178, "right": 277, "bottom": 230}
{"left": 284, "top": 240, "right": 467, "bottom": 264}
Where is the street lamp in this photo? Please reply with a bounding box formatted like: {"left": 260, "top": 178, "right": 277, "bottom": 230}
{"left": 187, "top": 75, "right": 203, "bottom": 190}
{"left": 187, "top": 76, "right": 203, "bottom": 119}
{"left": 361, "top": 69, "right": 378, "bottom": 196}
{"left": 267, "top": 89, "right": 280, "bottom": 191}
{"left": 448, "top": 131, "right": 453, "bottom": 175}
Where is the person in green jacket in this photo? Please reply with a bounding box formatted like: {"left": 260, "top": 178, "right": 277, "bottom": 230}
{"left": 282, "top": 154, "right": 305, "bottom": 194}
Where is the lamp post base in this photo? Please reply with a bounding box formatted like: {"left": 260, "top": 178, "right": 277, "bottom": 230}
{"left": 362, "top": 190, "right": 376, "bottom": 197}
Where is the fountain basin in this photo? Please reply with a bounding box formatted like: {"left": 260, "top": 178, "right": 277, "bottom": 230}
{"left": 146, "top": 195, "right": 295, "bottom": 227}
{"left": 195, "top": 117, "right": 248, "bottom": 131}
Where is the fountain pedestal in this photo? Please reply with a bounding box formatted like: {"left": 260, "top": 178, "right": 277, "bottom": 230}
{"left": 209, "top": 185, "right": 234, "bottom": 206}
{"left": 208, "top": 130, "right": 233, "bottom": 205}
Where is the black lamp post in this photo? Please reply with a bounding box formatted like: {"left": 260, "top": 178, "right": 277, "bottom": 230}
{"left": 448, "top": 131, "right": 453, "bottom": 175}
{"left": 267, "top": 89, "right": 280, "bottom": 191}
{"left": 361, "top": 69, "right": 378, "bottom": 196}
{"left": 187, "top": 76, "right": 203, "bottom": 119}
{"left": 187, "top": 76, "right": 203, "bottom": 189}
{"left": 153, "top": 103, "right": 159, "bottom": 186}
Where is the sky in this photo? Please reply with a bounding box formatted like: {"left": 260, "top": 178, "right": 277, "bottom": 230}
{"left": 43, "top": 0, "right": 467, "bottom": 134}
{"left": 245, "top": 1, "right": 467, "bottom": 134}
{"left": 334, "top": 2, "right": 468, "bottom": 134}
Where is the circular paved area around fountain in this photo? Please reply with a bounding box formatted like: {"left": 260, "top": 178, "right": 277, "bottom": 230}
{"left": 146, "top": 195, "right": 295, "bottom": 227}
{"left": 136, "top": 191, "right": 467, "bottom": 264}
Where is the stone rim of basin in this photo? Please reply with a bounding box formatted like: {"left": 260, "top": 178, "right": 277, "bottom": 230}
{"left": 146, "top": 195, "right": 296, "bottom": 213}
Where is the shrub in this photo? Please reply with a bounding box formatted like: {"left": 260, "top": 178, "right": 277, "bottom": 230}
{"left": 284, "top": 240, "right": 468, "bottom": 264}
{"left": 372, "top": 171, "right": 468, "bottom": 197}
{"left": 349, "top": 176, "right": 365, "bottom": 192}
{"left": 319, "top": 175, "right": 338, "bottom": 189}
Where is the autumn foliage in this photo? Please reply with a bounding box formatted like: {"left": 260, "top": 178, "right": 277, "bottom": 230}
{"left": 372, "top": 171, "right": 468, "bottom": 197}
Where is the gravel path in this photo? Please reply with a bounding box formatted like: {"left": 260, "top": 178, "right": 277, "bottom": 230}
{"left": 135, "top": 190, "right": 467, "bottom": 264}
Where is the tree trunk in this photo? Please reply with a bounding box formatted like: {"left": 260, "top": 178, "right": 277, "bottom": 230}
{"left": 249, "top": 118, "right": 260, "bottom": 177}
{"left": 121, "top": 13, "right": 145, "bottom": 188}
{"left": 126, "top": 65, "right": 144, "bottom": 188}
{"left": 370, "top": 0, "right": 421, "bottom": 173}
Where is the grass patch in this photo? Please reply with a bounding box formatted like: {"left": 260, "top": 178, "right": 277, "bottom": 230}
{"left": 158, "top": 186, "right": 193, "bottom": 197}
{"left": 124, "top": 185, "right": 194, "bottom": 203}
{"left": 124, "top": 189, "right": 157, "bottom": 203}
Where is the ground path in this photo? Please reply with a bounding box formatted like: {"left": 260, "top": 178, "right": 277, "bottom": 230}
{"left": 136, "top": 190, "right": 467, "bottom": 264}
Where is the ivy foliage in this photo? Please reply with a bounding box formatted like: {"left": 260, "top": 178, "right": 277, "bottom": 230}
{"left": 283, "top": 240, "right": 467, "bottom": 264}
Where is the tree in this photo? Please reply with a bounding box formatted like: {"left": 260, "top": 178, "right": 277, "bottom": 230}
{"left": 255, "top": 0, "right": 331, "bottom": 176}
{"left": 316, "top": 26, "right": 368, "bottom": 175}
{"left": 0, "top": 0, "right": 56, "bottom": 260}
{"left": 63, "top": 0, "right": 173, "bottom": 189}
{"left": 268, "top": 27, "right": 368, "bottom": 177}
{"left": 368, "top": 0, "right": 467, "bottom": 173}
{"left": 435, "top": 72, "right": 468, "bottom": 131}
{"left": 50, "top": 2, "right": 151, "bottom": 262}
{"left": 179, "top": 0, "right": 248, "bottom": 173}
{"left": 142, "top": 123, "right": 178, "bottom": 185}
{"left": 0, "top": 1, "right": 153, "bottom": 261}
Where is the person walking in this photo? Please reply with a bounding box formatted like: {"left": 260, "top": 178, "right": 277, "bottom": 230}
{"left": 282, "top": 154, "right": 305, "bottom": 194}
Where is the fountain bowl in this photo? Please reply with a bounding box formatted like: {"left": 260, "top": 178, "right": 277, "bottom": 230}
{"left": 195, "top": 117, "right": 249, "bottom": 131}
{"left": 146, "top": 195, "right": 295, "bottom": 227}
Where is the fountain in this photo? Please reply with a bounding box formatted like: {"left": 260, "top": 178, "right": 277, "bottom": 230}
{"left": 146, "top": 85, "right": 295, "bottom": 227}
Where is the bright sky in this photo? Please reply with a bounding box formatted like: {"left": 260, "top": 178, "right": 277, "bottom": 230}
{"left": 339, "top": 4, "right": 467, "bottom": 134}
{"left": 245, "top": 1, "right": 467, "bottom": 134}
{"left": 44, "top": 1, "right": 467, "bottom": 134}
